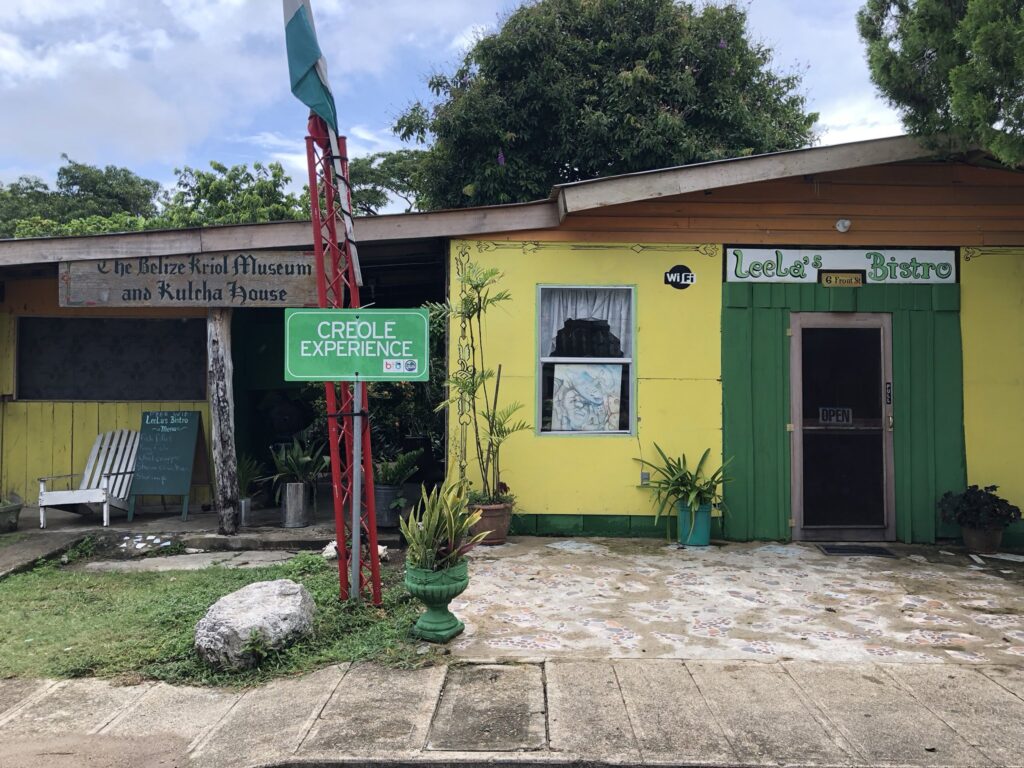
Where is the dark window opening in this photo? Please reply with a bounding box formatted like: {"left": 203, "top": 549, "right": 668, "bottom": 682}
{"left": 17, "top": 317, "right": 207, "bottom": 401}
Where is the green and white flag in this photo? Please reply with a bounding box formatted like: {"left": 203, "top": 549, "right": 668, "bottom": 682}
{"left": 283, "top": 0, "right": 338, "bottom": 133}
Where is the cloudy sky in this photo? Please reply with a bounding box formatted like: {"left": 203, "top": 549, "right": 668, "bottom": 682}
{"left": 0, "top": 0, "right": 904, "bottom": 196}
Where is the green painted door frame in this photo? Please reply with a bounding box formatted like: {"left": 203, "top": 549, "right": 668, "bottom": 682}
{"left": 721, "top": 283, "right": 966, "bottom": 544}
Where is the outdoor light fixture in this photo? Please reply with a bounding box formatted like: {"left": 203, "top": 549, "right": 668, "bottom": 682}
{"left": 835, "top": 218, "right": 852, "bottom": 233}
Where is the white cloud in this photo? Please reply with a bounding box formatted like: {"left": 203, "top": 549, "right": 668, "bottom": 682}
{"left": 448, "top": 24, "right": 490, "bottom": 53}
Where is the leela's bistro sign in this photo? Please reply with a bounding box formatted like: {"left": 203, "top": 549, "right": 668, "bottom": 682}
{"left": 59, "top": 251, "right": 318, "bottom": 308}
{"left": 725, "top": 248, "right": 957, "bottom": 285}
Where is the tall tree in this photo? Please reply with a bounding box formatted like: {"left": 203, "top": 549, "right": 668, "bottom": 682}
{"left": 348, "top": 149, "right": 427, "bottom": 215}
{"left": 395, "top": 0, "right": 817, "bottom": 209}
{"left": 858, "top": 0, "right": 1024, "bottom": 166}
{"left": 0, "top": 156, "right": 161, "bottom": 238}
{"left": 2, "top": 158, "right": 306, "bottom": 238}
{"left": 159, "top": 161, "right": 305, "bottom": 228}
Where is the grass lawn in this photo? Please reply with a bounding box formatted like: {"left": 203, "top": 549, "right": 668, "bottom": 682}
{"left": 0, "top": 548, "right": 434, "bottom": 686}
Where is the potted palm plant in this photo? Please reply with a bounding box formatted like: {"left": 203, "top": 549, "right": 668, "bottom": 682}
{"left": 637, "top": 446, "right": 728, "bottom": 546}
{"left": 264, "top": 437, "right": 329, "bottom": 528}
{"left": 938, "top": 485, "right": 1021, "bottom": 554}
{"left": 236, "top": 454, "right": 265, "bottom": 528}
{"left": 373, "top": 448, "right": 422, "bottom": 528}
{"left": 431, "top": 259, "right": 530, "bottom": 545}
{"left": 400, "top": 481, "right": 487, "bottom": 642}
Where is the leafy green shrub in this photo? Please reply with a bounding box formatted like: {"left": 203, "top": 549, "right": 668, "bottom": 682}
{"left": 400, "top": 482, "right": 486, "bottom": 571}
{"left": 938, "top": 485, "right": 1021, "bottom": 531}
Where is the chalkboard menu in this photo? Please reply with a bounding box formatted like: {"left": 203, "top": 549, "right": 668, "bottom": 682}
{"left": 131, "top": 412, "right": 209, "bottom": 503}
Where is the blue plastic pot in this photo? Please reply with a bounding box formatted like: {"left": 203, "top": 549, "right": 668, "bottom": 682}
{"left": 676, "top": 501, "right": 711, "bottom": 546}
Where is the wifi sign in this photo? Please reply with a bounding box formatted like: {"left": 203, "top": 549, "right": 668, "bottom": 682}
{"left": 664, "top": 265, "right": 696, "bottom": 290}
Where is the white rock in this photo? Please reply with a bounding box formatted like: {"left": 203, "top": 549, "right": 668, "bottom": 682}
{"left": 194, "top": 579, "right": 315, "bottom": 670}
{"left": 185, "top": 548, "right": 204, "bottom": 555}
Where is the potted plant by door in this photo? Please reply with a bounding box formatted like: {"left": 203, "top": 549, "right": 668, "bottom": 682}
{"left": 938, "top": 485, "right": 1021, "bottom": 554}
{"left": 236, "top": 454, "right": 264, "bottom": 528}
{"left": 430, "top": 260, "right": 530, "bottom": 545}
{"left": 400, "top": 481, "right": 487, "bottom": 642}
{"left": 264, "top": 437, "right": 329, "bottom": 528}
{"left": 373, "top": 448, "right": 422, "bottom": 528}
{"left": 0, "top": 493, "right": 23, "bottom": 533}
{"left": 637, "top": 446, "right": 729, "bottom": 546}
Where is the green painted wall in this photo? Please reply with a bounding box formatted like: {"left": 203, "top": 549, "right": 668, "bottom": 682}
{"left": 721, "top": 283, "right": 966, "bottom": 544}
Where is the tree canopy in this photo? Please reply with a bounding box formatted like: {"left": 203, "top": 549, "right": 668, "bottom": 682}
{"left": 858, "top": 0, "right": 1024, "bottom": 166}
{"left": 394, "top": 0, "right": 817, "bottom": 209}
{"left": 2, "top": 157, "right": 306, "bottom": 238}
{"left": 348, "top": 149, "right": 427, "bottom": 215}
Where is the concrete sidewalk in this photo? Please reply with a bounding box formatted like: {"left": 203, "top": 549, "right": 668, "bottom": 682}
{"left": 1, "top": 660, "right": 1023, "bottom": 768}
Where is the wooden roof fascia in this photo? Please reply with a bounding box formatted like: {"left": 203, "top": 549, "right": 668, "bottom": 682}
{"left": 554, "top": 135, "right": 942, "bottom": 214}
{"left": 0, "top": 200, "right": 560, "bottom": 267}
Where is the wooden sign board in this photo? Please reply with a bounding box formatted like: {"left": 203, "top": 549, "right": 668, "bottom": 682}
{"left": 131, "top": 411, "right": 209, "bottom": 516}
{"left": 59, "top": 251, "right": 318, "bottom": 308}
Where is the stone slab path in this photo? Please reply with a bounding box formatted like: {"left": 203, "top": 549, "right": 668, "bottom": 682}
{"left": 1, "top": 661, "right": 1023, "bottom": 767}
{"left": 451, "top": 538, "right": 1024, "bottom": 664}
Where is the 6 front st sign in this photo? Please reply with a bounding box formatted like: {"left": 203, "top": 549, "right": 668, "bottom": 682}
{"left": 284, "top": 308, "right": 429, "bottom": 382}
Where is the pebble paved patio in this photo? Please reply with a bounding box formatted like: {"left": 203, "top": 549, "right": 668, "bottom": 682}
{"left": 450, "top": 537, "right": 1024, "bottom": 663}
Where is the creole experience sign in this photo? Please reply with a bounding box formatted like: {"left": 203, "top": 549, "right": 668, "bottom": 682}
{"left": 284, "top": 308, "right": 429, "bottom": 382}
{"left": 60, "top": 251, "right": 318, "bottom": 308}
{"left": 725, "top": 248, "right": 957, "bottom": 284}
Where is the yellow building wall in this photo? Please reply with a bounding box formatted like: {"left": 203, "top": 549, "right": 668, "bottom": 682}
{"left": 961, "top": 248, "right": 1024, "bottom": 512}
{"left": 448, "top": 240, "right": 722, "bottom": 518}
{"left": 0, "top": 276, "right": 211, "bottom": 505}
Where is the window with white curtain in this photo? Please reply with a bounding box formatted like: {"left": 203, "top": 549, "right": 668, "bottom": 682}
{"left": 538, "top": 286, "right": 634, "bottom": 433}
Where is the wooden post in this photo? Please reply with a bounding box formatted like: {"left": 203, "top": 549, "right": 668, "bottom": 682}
{"left": 207, "top": 308, "right": 239, "bottom": 535}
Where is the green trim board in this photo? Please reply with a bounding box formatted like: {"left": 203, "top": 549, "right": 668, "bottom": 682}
{"left": 721, "top": 283, "right": 966, "bottom": 544}
{"left": 509, "top": 513, "right": 674, "bottom": 538}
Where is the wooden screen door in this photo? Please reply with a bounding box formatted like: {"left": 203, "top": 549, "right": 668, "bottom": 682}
{"left": 790, "top": 313, "right": 895, "bottom": 541}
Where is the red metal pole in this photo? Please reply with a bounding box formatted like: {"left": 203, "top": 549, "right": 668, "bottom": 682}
{"left": 305, "top": 133, "right": 348, "bottom": 598}
{"left": 304, "top": 118, "right": 382, "bottom": 604}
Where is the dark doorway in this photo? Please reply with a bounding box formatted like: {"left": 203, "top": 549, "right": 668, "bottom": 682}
{"left": 790, "top": 314, "right": 895, "bottom": 541}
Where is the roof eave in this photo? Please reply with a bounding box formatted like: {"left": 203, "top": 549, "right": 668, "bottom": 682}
{"left": 554, "top": 135, "right": 951, "bottom": 215}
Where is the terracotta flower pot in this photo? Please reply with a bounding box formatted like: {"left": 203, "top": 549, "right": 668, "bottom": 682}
{"left": 961, "top": 526, "right": 1003, "bottom": 555}
{"left": 470, "top": 502, "right": 512, "bottom": 545}
{"left": 405, "top": 560, "right": 469, "bottom": 643}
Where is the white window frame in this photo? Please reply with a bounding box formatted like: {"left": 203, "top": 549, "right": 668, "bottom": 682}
{"left": 536, "top": 284, "right": 637, "bottom": 436}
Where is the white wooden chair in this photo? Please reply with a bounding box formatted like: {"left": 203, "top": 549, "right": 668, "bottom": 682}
{"left": 38, "top": 430, "right": 140, "bottom": 528}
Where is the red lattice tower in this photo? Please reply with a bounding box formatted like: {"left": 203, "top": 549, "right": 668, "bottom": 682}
{"left": 304, "top": 114, "right": 382, "bottom": 604}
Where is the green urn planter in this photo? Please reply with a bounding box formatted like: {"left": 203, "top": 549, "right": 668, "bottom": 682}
{"left": 405, "top": 559, "right": 469, "bottom": 643}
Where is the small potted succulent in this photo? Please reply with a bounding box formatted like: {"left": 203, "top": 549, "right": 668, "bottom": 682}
{"left": 636, "top": 446, "right": 729, "bottom": 546}
{"left": 938, "top": 485, "right": 1021, "bottom": 554}
{"left": 400, "top": 480, "right": 486, "bottom": 642}
{"left": 373, "top": 448, "right": 422, "bottom": 529}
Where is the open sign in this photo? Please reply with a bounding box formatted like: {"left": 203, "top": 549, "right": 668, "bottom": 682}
{"left": 818, "top": 407, "right": 852, "bottom": 425}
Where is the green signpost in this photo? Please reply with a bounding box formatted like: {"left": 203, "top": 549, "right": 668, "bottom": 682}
{"left": 284, "top": 308, "right": 430, "bottom": 382}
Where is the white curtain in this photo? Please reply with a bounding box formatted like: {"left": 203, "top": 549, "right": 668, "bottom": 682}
{"left": 539, "top": 287, "right": 632, "bottom": 357}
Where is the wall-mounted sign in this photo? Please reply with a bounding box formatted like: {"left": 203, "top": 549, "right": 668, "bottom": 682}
{"left": 664, "top": 264, "right": 695, "bottom": 289}
{"left": 59, "top": 251, "right": 318, "bottom": 308}
{"left": 725, "top": 248, "right": 956, "bottom": 284}
{"left": 820, "top": 270, "right": 864, "bottom": 288}
{"left": 284, "top": 308, "right": 429, "bottom": 382}
{"left": 819, "top": 407, "right": 853, "bottom": 425}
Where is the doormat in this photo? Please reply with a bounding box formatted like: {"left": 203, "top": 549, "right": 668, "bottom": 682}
{"left": 818, "top": 544, "right": 897, "bottom": 558}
